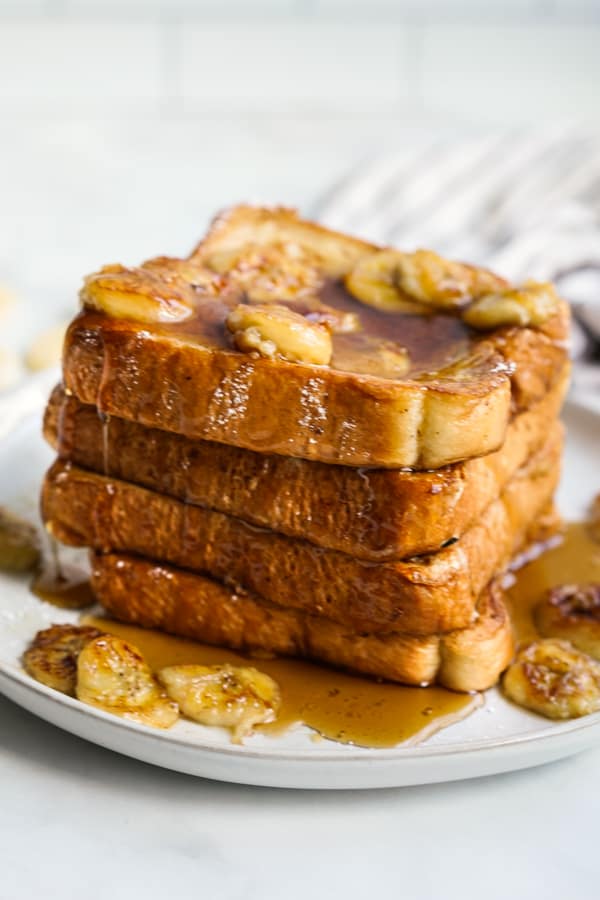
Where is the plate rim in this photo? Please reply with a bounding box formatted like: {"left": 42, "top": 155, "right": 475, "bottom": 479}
{"left": 2, "top": 660, "right": 600, "bottom": 764}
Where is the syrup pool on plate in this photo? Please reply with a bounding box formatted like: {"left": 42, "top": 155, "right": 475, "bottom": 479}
{"left": 84, "top": 615, "right": 478, "bottom": 748}
{"left": 505, "top": 523, "right": 600, "bottom": 643}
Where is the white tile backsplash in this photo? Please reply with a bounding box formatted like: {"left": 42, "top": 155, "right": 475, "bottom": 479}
{"left": 53, "top": 0, "right": 303, "bottom": 18}
{"left": 0, "top": 0, "right": 598, "bottom": 358}
{"left": 0, "top": 23, "right": 163, "bottom": 108}
{"left": 551, "top": 0, "right": 600, "bottom": 22}
{"left": 314, "top": 0, "right": 553, "bottom": 22}
{"left": 179, "top": 23, "right": 410, "bottom": 111}
{"left": 421, "top": 25, "right": 600, "bottom": 124}
{"left": 0, "top": 112, "right": 423, "bottom": 353}
{"left": 0, "top": 10, "right": 597, "bottom": 120}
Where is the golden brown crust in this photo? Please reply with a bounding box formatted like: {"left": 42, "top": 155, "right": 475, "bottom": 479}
{"left": 44, "top": 368, "right": 569, "bottom": 561}
{"left": 63, "top": 312, "right": 516, "bottom": 469}
{"left": 91, "top": 552, "right": 513, "bottom": 690}
{"left": 63, "top": 205, "right": 569, "bottom": 468}
{"left": 191, "top": 205, "right": 376, "bottom": 277}
{"left": 41, "top": 430, "right": 562, "bottom": 636}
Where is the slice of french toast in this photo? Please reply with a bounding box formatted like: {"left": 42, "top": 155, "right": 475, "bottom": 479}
{"left": 63, "top": 205, "right": 570, "bottom": 468}
{"left": 44, "top": 366, "right": 568, "bottom": 561}
{"left": 90, "top": 551, "right": 516, "bottom": 691}
{"left": 41, "top": 427, "right": 562, "bottom": 636}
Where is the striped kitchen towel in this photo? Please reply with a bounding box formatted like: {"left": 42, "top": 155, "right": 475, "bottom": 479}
{"left": 315, "top": 127, "right": 600, "bottom": 412}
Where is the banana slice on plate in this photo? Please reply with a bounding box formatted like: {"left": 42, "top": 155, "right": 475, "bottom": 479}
{"left": 535, "top": 584, "right": 600, "bottom": 660}
{"left": 158, "top": 664, "right": 281, "bottom": 743}
{"left": 0, "top": 507, "right": 40, "bottom": 572}
{"left": 503, "top": 638, "right": 600, "bottom": 719}
{"left": 77, "top": 635, "right": 179, "bottom": 729}
{"left": 23, "top": 624, "right": 105, "bottom": 695}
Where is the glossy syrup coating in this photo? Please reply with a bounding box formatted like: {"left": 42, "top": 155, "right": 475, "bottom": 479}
{"left": 41, "top": 430, "right": 562, "bottom": 637}
{"left": 44, "top": 372, "right": 567, "bottom": 562}
{"left": 66, "top": 205, "right": 569, "bottom": 468}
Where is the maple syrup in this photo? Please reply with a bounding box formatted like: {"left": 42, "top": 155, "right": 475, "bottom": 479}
{"left": 505, "top": 522, "right": 600, "bottom": 643}
{"left": 31, "top": 565, "right": 96, "bottom": 609}
{"left": 30, "top": 539, "right": 95, "bottom": 610}
{"left": 83, "top": 615, "right": 478, "bottom": 747}
{"left": 21, "top": 505, "right": 597, "bottom": 746}
{"left": 78, "top": 521, "right": 600, "bottom": 746}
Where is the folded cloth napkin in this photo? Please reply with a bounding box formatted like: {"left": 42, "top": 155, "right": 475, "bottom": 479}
{"left": 315, "top": 128, "right": 600, "bottom": 413}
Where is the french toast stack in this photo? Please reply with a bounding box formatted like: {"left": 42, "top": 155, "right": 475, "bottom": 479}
{"left": 41, "top": 206, "right": 570, "bottom": 692}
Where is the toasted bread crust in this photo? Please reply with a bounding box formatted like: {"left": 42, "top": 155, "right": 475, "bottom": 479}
{"left": 191, "top": 204, "right": 376, "bottom": 277}
{"left": 44, "top": 368, "right": 569, "bottom": 561}
{"left": 63, "top": 205, "right": 570, "bottom": 468}
{"left": 63, "top": 313, "right": 517, "bottom": 469}
{"left": 42, "top": 429, "right": 562, "bottom": 636}
{"left": 91, "top": 552, "right": 515, "bottom": 690}
{"left": 62, "top": 310, "right": 569, "bottom": 469}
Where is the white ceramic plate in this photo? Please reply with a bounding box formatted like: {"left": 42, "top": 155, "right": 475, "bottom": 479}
{"left": 0, "top": 373, "right": 599, "bottom": 790}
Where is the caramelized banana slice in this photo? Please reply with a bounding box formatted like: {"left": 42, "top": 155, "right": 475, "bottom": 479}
{"left": 535, "top": 585, "right": 600, "bottom": 660}
{"left": 345, "top": 249, "right": 504, "bottom": 314}
{"left": 463, "top": 281, "right": 560, "bottom": 330}
{"left": 345, "top": 250, "right": 430, "bottom": 314}
{"left": 226, "top": 303, "right": 332, "bottom": 365}
{"left": 203, "top": 241, "right": 361, "bottom": 331}
{"left": 0, "top": 508, "right": 40, "bottom": 573}
{"left": 396, "top": 250, "right": 504, "bottom": 308}
{"left": 23, "top": 624, "right": 105, "bottom": 695}
{"left": 158, "top": 664, "right": 281, "bottom": 743}
{"left": 503, "top": 639, "right": 600, "bottom": 719}
{"left": 77, "top": 635, "right": 178, "bottom": 729}
{"left": 81, "top": 263, "right": 196, "bottom": 325}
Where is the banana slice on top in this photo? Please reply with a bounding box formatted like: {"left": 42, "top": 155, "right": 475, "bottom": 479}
{"left": 503, "top": 638, "right": 600, "bottom": 719}
{"left": 463, "top": 280, "right": 560, "bottom": 331}
{"left": 81, "top": 263, "right": 197, "bottom": 325}
{"left": 535, "top": 584, "right": 600, "bottom": 660}
{"left": 77, "top": 635, "right": 178, "bottom": 729}
{"left": 23, "top": 624, "right": 105, "bottom": 695}
{"left": 345, "top": 249, "right": 504, "bottom": 314}
{"left": 158, "top": 664, "right": 281, "bottom": 743}
{"left": 226, "top": 303, "right": 332, "bottom": 365}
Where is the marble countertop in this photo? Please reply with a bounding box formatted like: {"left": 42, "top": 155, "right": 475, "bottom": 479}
{"left": 1, "top": 693, "right": 598, "bottom": 900}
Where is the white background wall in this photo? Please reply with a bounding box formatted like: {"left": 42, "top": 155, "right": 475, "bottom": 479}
{"left": 0, "top": 0, "right": 599, "bottom": 352}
